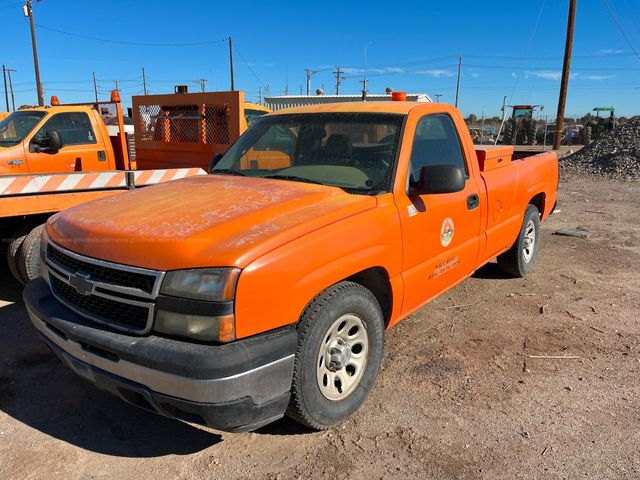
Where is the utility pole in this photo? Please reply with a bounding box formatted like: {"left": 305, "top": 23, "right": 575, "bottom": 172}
{"left": 305, "top": 68, "right": 311, "bottom": 96}
{"left": 228, "top": 37, "right": 235, "bottom": 91}
{"left": 495, "top": 95, "right": 508, "bottom": 145}
{"left": 142, "top": 67, "right": 148, "bottom": 95}
{"left": 434, "top": 93, "right": 442, "bottom": 103}
{"left": 362, "top": 41, "right": 371, "bottom": 102}
{"left": 454, "top": 55, "right": 462, "bottom": 108}
{"left": 334, "top": 67, "right": 344, "bottom": 95}
{"left": 284, "top": 65, "right": 288, "bottom": 96}
{"left": 2, "top": 65, "right": 8, "bottom": 111}
{"left": 553, "top": 0, "right": 576, "bottom": 150}
{"left": 7, "top": 68, "right": 16, "bottom": 111}
{"left": 258, "top": 85, "right": 262, "bottom": 104}
{"left": 92, "top": 72, "right": 98, "bottom": 102}
{"left": 197, "top": 78, "right": 207, "bottom": 92}
{"left": 24, "top": 0, "right": 44, "bottom": 106}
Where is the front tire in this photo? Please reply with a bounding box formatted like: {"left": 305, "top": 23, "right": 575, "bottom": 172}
{"left": 497, "top": 205, "right": 541, "bottom": 277}
{"left": 286, "top": 281, "right": 384, "bottom": 430}
{"left": 18, "top": 224, "right": 44, "bottom": 283}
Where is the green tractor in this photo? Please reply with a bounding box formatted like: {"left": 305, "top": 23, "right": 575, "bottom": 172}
{"left": 580, "top": 107, "right": 615, "bottom": 145}
{"left": 501, "top": 105, "right": 544, "bottom": 146}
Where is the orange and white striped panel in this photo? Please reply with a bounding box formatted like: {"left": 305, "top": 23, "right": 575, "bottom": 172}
{"left": 0, "top": 168, "right": 206, "bottom": 196}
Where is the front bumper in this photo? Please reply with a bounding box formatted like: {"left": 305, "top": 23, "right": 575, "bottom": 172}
{"left": 24, "top": 279, "right": 297, "bottom": 432}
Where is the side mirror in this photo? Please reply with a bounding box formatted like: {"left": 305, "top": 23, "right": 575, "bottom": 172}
{"left": 208, "top": 152, "right": 223, "bottom": 173}
{"left": 409, "top": 164, "right": 466, "bottom": 196}
{"left": 36, "top": 130, "right": 63, "bottom": 152}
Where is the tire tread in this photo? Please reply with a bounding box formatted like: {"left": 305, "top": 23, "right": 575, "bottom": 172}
{"left": 497, "top": 205, "right": 540, "bottom": 277}
{"left": 286, "top": 281, "right": 377, "bottom": 430}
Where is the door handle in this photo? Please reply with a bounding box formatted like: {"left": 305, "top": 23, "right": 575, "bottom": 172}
{"left": 467, "top": 194, "right": 480, "bottom": 210}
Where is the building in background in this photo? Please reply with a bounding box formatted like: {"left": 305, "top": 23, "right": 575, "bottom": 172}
{"left": 265, "top": 93, "right": 432, "bottom": 111}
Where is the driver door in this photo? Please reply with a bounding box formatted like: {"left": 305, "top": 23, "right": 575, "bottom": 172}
{"left": 397, "top": 113, "right": 482, "bottom": 314}
{"left": 24, "top": 112, "right": 99, "bottom": 173}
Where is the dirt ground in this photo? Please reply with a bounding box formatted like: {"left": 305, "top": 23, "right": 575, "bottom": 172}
{"left": 1, "top": 173, "right": 639, "bottom": 480}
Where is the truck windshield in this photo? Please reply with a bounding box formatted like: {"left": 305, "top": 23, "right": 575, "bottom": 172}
{"left": 0, "top": 111, "right": 46, "bottom": 146}
{"left": 214, "top": 112, "right": 404, "bottom": 194}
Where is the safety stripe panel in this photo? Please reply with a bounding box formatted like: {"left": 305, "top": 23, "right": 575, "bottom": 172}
{"left": 0, "top": 168, "right": 206, "bottom": 196}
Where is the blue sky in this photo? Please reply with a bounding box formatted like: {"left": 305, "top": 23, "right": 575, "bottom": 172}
{"left": 1, "top": 0, "right": 639, "bottom": 116}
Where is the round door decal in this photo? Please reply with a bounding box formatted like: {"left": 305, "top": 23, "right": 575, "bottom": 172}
{"left": 440, "top": 217, "right": 455, "bottom": 247}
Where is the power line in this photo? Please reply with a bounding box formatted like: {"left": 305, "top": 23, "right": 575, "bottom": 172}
{"left": 507, "top": 0, "right": 546, "bottom": 104}
{"left": 35, "top": 24, "right": 228, "bottom": 47}
{"left": 599, "top": 0, "right": 640, "bottom": 62}
{"left": 233, "top": 45, "right": 266, "bottom": 88}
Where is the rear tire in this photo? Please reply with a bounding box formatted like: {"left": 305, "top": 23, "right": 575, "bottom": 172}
{"left": 503, "top": 119, "right": 514, "bottom": 145}
{"left": 286, "top": 281, "right": 384, "bottom": 430}
{"left": 497, "top": 205, "right": 541, "bottom": 277}
{"left": 526, "top": 119, "right": 537, "bottom": 145}
{"left": 17, "top": 224, "right": 44, "bottom": 283}
{"left": 7, "top": 235, "right": 27, "bottom": 285}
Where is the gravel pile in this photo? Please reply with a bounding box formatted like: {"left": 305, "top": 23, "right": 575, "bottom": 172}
{"left": 562, "top": 116, "right": 640, "bottom": 181}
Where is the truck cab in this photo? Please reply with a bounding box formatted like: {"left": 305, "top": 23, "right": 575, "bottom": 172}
{"left": 0, "top": 104, "right": 119, "bottom": 175}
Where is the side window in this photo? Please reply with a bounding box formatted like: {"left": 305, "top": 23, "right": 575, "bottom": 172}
{"left": 33, "top": 112, "right": 96, "bottom": 146}
{"left": 409, "top": 114, "right": 468, "bottom": 182}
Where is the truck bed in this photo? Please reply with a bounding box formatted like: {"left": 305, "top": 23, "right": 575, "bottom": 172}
{"left": 475, "top": 145, "right": 558, "bottom": 265}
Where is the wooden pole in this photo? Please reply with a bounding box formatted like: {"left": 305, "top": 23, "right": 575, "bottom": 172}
{"left": 553, "top": 0, "right": 577, "bottom": 150}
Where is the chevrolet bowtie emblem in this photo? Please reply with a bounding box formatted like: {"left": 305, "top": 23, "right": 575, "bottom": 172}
{"left": 68, "top": 272, "right": 93, "bottom": 296}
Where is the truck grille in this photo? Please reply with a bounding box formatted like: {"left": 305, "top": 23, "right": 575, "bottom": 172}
{"left": 45, "top": 242, "right": 164, "bottom": 335}
{"left": 47, "top": 245, "right": 156, "bottom": 294}
{"left": 51, "top": 276, "right": 149, "bottom": 331}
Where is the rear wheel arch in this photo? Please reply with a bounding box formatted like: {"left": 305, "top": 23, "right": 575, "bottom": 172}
{"left": 528, "top": 192, "right": 545, "bottom": 217}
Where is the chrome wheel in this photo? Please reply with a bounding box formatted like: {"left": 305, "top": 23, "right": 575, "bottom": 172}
{"left": 522, "top": 219, "right": 536, "bottom": 263}
{"left": 316, "top": 314, "right": 369, "bottom": 401}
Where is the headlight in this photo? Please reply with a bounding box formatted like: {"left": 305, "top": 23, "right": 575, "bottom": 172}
{"left": 160, "top": 268, "right": 240, "bottom": 302}
{"left": 155, "top": 311, "right": 235, "bottom": 343}
{"left": 156, "top": 268, "right": 241, "bottom": 342}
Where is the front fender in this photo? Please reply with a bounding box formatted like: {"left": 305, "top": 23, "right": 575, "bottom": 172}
{"left": 233, "top": 197, "right": 403, "bottom": 338}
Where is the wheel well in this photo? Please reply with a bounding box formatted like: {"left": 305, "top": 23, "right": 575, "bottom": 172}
{"left": 0, "top": 214, "right": 51, "bottom": 254}
{"left": 346, "top": 267, "right": 392, "bottom": 327}
{"left": 529, "top": 193, "right": 545, "bottom": 217}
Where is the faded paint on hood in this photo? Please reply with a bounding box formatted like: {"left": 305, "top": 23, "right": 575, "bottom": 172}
{"left": 48, "top": 175, "right": 376, "bottom": 270}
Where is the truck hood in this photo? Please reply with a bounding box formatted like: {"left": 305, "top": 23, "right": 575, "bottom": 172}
{"left": 48, "top": 175, "right": 376, "bottom": 270}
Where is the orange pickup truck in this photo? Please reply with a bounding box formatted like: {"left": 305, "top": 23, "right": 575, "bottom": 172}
{"left": 24, "top": 101, "right": 558, "bottom": 432}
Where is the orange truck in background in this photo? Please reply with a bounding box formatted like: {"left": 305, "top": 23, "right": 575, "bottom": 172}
{"left": 24, "top": 100, "right": 558, "bottom": 432}
{"left": 0, "top": 89, "right": 267, "bottom": 284}
{"left": 132, "top": 89, "right": 269, "bottom": 170}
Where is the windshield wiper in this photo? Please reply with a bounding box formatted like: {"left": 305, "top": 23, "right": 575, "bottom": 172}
{"left": 264, "top": 174, "right": 323, "bottom": 185}
{"left": 210, "top": 168, "right": 246, "bottom": 176}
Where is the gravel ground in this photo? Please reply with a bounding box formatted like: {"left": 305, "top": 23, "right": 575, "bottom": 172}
{"left": 562, "top": 117, "right": 640, "bottom": 181}
{"left": 1, "top": 173, "right": 639, "bottom": 480}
